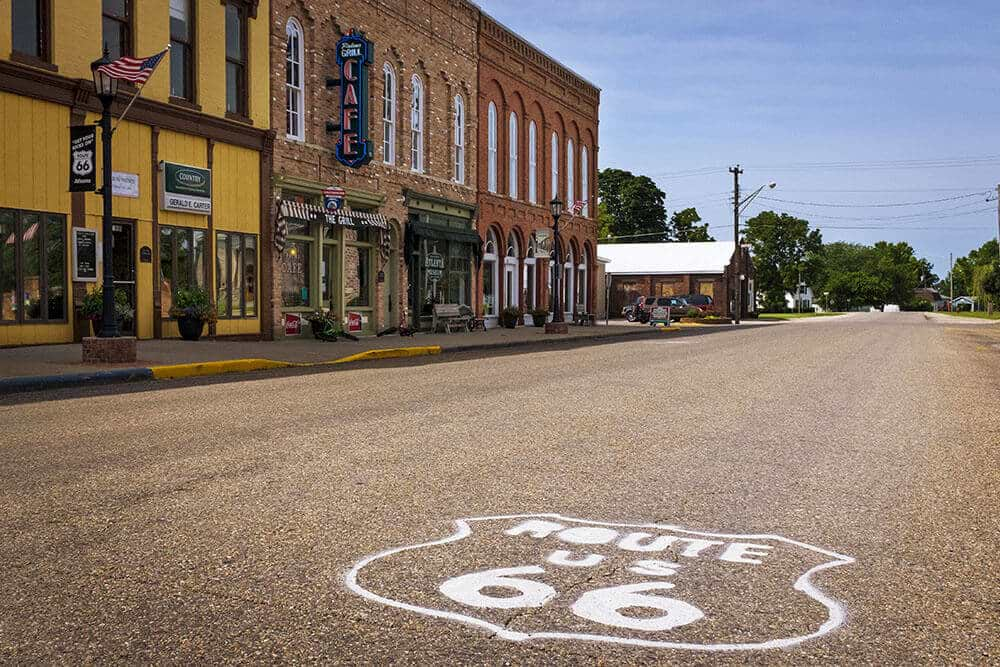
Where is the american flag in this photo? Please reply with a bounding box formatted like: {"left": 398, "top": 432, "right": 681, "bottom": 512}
{"left": 570, "top": 200, "right": 586, "bottom": 216}
{"left": 97, "top": 49, "right": 168, "bottom": 85}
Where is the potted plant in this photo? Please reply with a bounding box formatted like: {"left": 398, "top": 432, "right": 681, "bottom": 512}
{"left": 304, "top": 310, "right": 359, "bottom": 342}
{"left": 499, "top": 306, "right": 520, "bottom": 329}
{"left": 530, "top": 308, "right": 549, "bottom": 327}
{"left": 79, "top": 286, "right": 135, "bottom": 336}
{"left": 168, "top": 286, "right": 217, "bottom": 341}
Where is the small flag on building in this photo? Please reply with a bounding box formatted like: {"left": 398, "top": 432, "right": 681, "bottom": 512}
{"left": 96, "top": 49, "right": 169, "bottom": 85}
{"left": 570, "top": 200, "right": 586, "bottom": 216}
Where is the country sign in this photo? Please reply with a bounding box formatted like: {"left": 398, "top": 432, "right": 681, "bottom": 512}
{"left": 346, "top": 514, "right": 855, "bottom": 652}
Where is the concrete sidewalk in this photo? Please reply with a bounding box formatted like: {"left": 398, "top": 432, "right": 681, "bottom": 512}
{"left": 0, "top": 321, "right": 689, "bottom": 385}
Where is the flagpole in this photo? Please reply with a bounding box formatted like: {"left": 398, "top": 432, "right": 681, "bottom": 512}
{"left": 112, "top": 45, "right": 170, "bottom": 135}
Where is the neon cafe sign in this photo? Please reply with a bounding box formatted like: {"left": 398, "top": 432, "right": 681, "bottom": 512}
{"left": 335, "top": 30, "right": 374, "bottom": 168}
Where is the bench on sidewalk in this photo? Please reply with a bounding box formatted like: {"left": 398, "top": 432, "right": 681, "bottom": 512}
{"left": 432, "top": 303, "right": 471, "bottom": 333}
{"left": 574, "top": 311, "right": 596, "bottom": 326}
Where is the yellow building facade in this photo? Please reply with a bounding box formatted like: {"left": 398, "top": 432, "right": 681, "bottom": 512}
{"left": 0, "top": 0, "right": 272, "bottom": 346}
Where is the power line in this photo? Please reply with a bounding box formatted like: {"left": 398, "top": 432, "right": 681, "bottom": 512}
{"left": 757, "top": 191, "right": 990, "bottom": 208}
{"left": 741, "top": 201, "right": 991, "bottom": 222}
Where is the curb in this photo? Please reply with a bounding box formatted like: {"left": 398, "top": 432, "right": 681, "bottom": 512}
{"left": 0, "top": 346, "right": 444, "bottom": 395}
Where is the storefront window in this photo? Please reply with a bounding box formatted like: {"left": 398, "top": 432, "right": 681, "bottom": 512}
{"left": 482, "top": 229, "right": 498, "bottom": 316}
{"left": 0, "top": 210, "right": 66, "bottom": 323}
{"left": 344, "top": 243, "right": 371, "bottom": 308}
{"left": 216, "top": 231, "right": 257, "bottom": 318}
{"left": 280, "top": 240, "right": 310, "bottom": 307}
{"left": 447, "top": 242, "right": 471, "bottom": 305}
{"left": 21, "top": 212, "right": 41, "bottom": 319}
{"left": 321, "top": 244, "right": 338, "bottom": 312}
{"left": 159, "top": 226, "right": 206, "bottom": 317}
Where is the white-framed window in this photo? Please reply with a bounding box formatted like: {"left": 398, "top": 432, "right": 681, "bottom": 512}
{"left": 410, "top": 75, "right": 424, "bottom": 172}
{"left": 563, "top": 248, "right": 574, "bottom": 318}
{"left": 508, "top": 112, "right": 518, "bottom": 199}
{"left": 566, "top": 138, "right": 575, "bottom": 208}
{"left": 504, "top": 232, "right": 519, "bottom": 308}
{"left": 285, "top": 19, "right": 304, "bottom": 141}
{"left": 524, "top": 235, "right": 537, "bottom": 309}
{"left": 580, "top": 146, "right": 589, "bottom": 216}
{"left": 483, "top": 229, "right": 499, "bottom": 317}
{"left": 487, "top": 102, "right": 498, "bottom": 193}
{"left": 528, "top": 121, "right": 537, "bottom": 204}
{"left": 550, "top": 132, "right": 559, "bottom": 199}
{"left": 577, "top": 246, "right": 589, "bottom": 309}
{"left": 382, "top": 63, "right": 396, "bottom": 164}
{"left": 453, "top": 95, "right": 465, "bottom": 183}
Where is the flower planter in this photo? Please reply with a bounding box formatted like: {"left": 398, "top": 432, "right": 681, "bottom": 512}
{"left": 90, "top": 318, "right": 102, "bottom": 337}
{"left": 177, "top": 315, "right": 206, "bottom": 341}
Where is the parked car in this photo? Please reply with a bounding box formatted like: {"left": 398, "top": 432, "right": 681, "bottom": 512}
{"left": 679, "top": 293, "right": 714, "bottom": 313}
{"left": 649, "top": 296, "right": 688, "bottom": 321}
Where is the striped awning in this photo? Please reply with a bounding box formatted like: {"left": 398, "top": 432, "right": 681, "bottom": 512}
{"left": 278, "top": 200, "right": 388, "bottom": 229}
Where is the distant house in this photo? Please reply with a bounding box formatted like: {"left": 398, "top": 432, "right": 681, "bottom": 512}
{"left": 784, "top": 286, "right": 821, "bottom": 312}
{"left": 598, "top": 242, "right": 754, "bottom": 318}
{"left": 950, "top": 296, "right": 978, "bottom": 311}
{"left": 913, "top": 288, "right": 947, "bottom": 311}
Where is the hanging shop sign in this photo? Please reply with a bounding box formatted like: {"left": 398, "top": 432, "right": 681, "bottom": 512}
{"left": 160, "top": 161, "right": 212, "bottom": 214}
{"left": 72, "top": 228, "right": 99, "bottom": 282}
{"left": 425, "top": 250, "right": 445, "bottom": 281}
{"left": 323, "top": 187, "right": 346, "bottom": 212}
{"left": 69, "top": 126, "right": 97, "bottom": 192}
{"left": 335, "top": 31, "right": 374, "bottom": 168}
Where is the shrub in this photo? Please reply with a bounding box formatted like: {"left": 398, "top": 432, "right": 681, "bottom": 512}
{"left": 168, "top": 286, "right": 218, "bottom": 323}
{"left": 685, "top": 307, "right": 704, "bottom": 318}
{"left": 499, "top": 306, "right": 520, "bottom": 328}
{"left": 79, "top": 286, "right": 134, "bottom": 321}
{"left": 530, "top": 308, "right": 549, "bottom": 327}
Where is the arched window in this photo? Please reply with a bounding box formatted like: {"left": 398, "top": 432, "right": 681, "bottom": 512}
{"left": 410, "top": 75, "right": 424, "bottom": 172}
{"left": 504, "top": 232, "right": 519, "bottom": 309}
{"left": 508, "top": 112, "right": 518, "bottom": 199}
{"left": 523, "top": 234, "right": 537, "bottom": 310}
{"left": 550, "top": 132, "right": 559, "bottom": 200}
{"left": 487, "top": 102, "right": 498, "bottom": 193}
{"left": 580, "top": 146, "right": 589, "bottom": 216}
{"left": 566, "top": 138, "right": 575, "bottom": 208}
{"left": 483, "top": 229, "right": 499, "bottom": 319}
{"left": 577, "top": 246, "right": 589, "bottom": 310}
{"left": 563, "top": 247, "right": 575, "bottom": 318}
{"left": 528, "top": 121, "right": 537, "bottom": 204}
{"left": 285, "top": 19, "right": 304, "bottom": 141}
{"left": 382, "top": 64, "right": 396, "bottom": 164}
{"left": 453, "top": 95, "right": 464, "bottom": 183}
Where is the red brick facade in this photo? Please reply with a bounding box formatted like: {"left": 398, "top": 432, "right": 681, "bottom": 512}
{"left": 476, "top": 14, "right": 600, "bottom": 323}
{"left": 268, "top": 0, "right": 479, "bottom": 337}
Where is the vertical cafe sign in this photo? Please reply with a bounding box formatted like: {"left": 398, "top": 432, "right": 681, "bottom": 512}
{"left": 335, "top": 30, "right": 374, "bottom": 168}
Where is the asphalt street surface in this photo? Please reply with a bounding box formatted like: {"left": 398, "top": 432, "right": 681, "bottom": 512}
{"left": 2, "top": 313, "right": 998, "bottom": 664}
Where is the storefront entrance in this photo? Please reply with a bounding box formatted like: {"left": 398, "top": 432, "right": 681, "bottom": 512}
{"left": 405, "top": 219, "right": 481, "bottom": 330}
{"left": 111, "top": 220, "right": 136, "bottom": 336}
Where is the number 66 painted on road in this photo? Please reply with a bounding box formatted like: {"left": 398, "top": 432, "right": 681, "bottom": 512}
{"left": 439, "top": 566, "right": 704, "bottom": 632}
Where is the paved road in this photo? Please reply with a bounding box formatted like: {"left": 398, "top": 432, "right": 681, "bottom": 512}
{"left": 2, "top": 313, "right": 997, "bottom": 663}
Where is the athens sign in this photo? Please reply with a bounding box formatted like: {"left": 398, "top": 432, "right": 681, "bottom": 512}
{"left": 346, "top": 514, "right": 854, "bottom": 652}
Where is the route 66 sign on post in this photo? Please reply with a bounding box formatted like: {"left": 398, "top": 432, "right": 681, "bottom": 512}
{"left": 69, "top": 126, "right": 97, "bottom": 192}
{"left": 346, "top": 514, "right": 854, "bottom": 652}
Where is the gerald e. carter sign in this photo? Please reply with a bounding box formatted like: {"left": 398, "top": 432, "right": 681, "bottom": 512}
{"left": 160, "top": 161, "right": 212, "bottom": 214}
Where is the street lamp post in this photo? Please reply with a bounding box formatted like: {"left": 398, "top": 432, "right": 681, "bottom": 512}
{"left": 91, "top": 51, "right": 120, "bottom": 338}
{"left": 730, "top": 168, "right": 776, "bottom": 324}
{"left": 546, "top": 197, "right": 567, "bottom": 333}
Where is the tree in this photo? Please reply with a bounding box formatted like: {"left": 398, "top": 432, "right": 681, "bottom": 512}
{"left": 668, "top": 208, "right": 714, "bottom": 242}
{"left": 941, "top": 239, "right": 999, "bottom": 296}
{"left": 744, "top": 211, "right": 823, "bottom": 309}
{"left": 597, "top": 168, "right": 668, "bottom": 243}
{"left": 596, "top": 201, "right": 614, "bottom": 241}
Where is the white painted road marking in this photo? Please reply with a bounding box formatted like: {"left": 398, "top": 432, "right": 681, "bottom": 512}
{"left": 345, "top": 514, "right": 855, "bottom": 652}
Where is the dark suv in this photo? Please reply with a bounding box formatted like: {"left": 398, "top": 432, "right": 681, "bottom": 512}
{"left": 679, "top": 293, "right": 714, "bottom": 313}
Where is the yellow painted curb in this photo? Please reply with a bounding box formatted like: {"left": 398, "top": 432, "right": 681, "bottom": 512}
{"left": 149, "top": 346, "right": 443, "bottom": 380}
{"left": 324, "top": 346, "right": 442, "bottom": 365}
{"left": 672, "top": 322, "right": 705, "bottom": 327}
{"left": 150, "top": 358, "right": 299, "bottom": 380}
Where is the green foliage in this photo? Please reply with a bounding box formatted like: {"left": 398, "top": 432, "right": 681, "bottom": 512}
{"left": 169, "top": 286, "right": 218, "bottom": 323}
{"left": 685, "top": 307, "right": 704, "bottom": 318}
{"left": 940, "top": 239, "right": 999, "bottom": 296}
{"left": 530, "top": 308, "right": 549, "bottom": 327}
{"left": 810, "top": 240, "right": 935, "bottom": 311}
{"left": 500, "top": 306, "right": 520, "bottom": 328}
{"left": 669, "top": 208, "right": 714, "bottom": 242}
{"left": 79, "top": 286, "right": 134, "bottom": 321}
{"left": 598, "top": 168, "right": 668, "bottom": 243}
{"left": 744, "top": 211, "right": 823, "bottom": 303}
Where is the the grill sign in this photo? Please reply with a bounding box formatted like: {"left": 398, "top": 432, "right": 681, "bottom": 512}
{"left": 336, "top": 31, "right": 374, "bottom": 168}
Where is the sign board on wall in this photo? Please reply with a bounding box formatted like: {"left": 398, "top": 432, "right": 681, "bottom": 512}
{"left": 69, "top": 126, "right": 97, "bottom": 192}
{"left": 112, "top": 172, "right": 140, "bottom": 198}
{"left": 72, "top": 228, "right": 99, "bottom": 282}
{"left": 425, "top": 251, "right": 445, "bottom": 281}
{"left": 160, "top": 161, "right": 212, "bottom": 214}
{"left": 323, "top": 187, "right": 346, "bottom": 212}
{"left": 335, "top": 31, "right": 374, "bottom": 168}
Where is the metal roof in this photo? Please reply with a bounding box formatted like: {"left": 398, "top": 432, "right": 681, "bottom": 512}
{"left": 597, "top": 242, "right": 735, "bottom": 275}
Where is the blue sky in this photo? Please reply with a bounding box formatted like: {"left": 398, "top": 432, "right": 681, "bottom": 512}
{"left": 478, "top": 0, "right": 1000, "bottom": 276}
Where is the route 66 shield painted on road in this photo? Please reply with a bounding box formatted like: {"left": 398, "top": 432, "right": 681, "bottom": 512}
{"left": 346, "top": 514, "right": 855, "bottom": 652}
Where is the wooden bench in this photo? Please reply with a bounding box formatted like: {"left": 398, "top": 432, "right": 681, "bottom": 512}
{"left": 574, "top": 311, "right": 596, "bottom": 326}
{"left": 432, "top": 303, "right": 470, "bottom": 333}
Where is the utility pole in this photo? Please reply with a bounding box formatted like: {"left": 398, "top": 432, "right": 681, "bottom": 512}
{"left": 996, "top": 184, "right": 999, "bottom": 262}
{"left": 730, "top": 165, "right": 743, "bottom": 324}
{"left": 949, "top": 252, "right": 954, "bottom": 311}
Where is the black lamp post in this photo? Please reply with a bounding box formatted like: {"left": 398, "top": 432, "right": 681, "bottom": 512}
{"left": 91, "top": 50, "right": 120, "bottom": 338}
{"left": 549, "top": 197, "right": 564, "bottom": 323}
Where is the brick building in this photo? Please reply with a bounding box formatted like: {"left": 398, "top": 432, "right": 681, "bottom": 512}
{"left": 599, "top": 242, "right": 756, "bottom": 318}
{"left": 476, "top": 14, "right": 600, "bottom": 326}
{"left": 268, "top": 0, "right": 480, "bottom": 337}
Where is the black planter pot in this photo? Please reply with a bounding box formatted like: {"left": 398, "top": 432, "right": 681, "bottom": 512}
{"left": 90, "top": 318, "right": 102, "bottom": 337}
{"left": 177, "top": 316, "right": 205, "bottom": 341}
